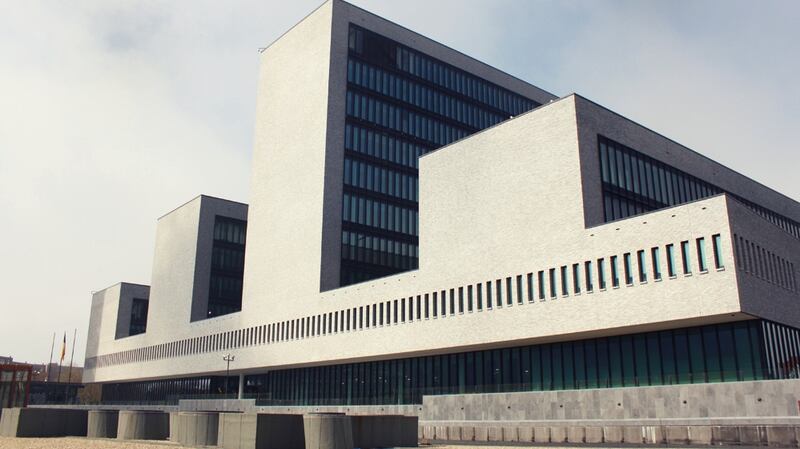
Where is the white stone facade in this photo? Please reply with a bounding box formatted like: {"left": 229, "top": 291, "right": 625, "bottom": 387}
{"left": 83, "top": 0, "right": 799, "bottom": 390}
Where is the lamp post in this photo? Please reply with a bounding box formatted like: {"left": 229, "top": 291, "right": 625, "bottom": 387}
{"left": 223, "top": 354, "right": 235, "bottom": 396}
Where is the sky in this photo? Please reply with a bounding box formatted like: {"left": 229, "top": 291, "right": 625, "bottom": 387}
{"left": 0, "top": 0, "right": 797, "bottom": 365}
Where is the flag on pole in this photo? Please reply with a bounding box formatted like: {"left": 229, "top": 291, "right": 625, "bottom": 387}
{"left": 59, "top": 332, "right": 66, "bottom": 362}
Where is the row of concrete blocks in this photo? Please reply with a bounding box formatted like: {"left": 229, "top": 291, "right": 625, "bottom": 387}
{"left": 421, "top": 424, "right": 800, "bottom": 447}
{"left": 1, "top": 407, "right": 418, "bottom": 449}
{"left": 0, "top": 408, "right": 170, "bottom": 440}
{"left": 218, "top": 413, "right": 418, "bottom": 449}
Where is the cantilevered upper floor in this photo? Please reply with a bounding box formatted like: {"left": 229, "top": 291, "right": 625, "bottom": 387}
{"left": 84, "top": 94, "right": 800, "bottom": 383}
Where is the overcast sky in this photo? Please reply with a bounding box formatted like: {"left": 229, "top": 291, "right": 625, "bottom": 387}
{"left": 1, "top": 1, "right": 797, "bottom": 365}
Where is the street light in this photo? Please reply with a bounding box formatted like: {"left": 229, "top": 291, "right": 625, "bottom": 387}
{"left": 223, "top": 354, "right": 235, "bottom": 396}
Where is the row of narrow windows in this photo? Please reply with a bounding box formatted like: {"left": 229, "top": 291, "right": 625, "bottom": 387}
{"left": 348, "top": 26, "right": 537, "bottom": 116}
{"left": 599, "top": 135, "right": 800, "bottom": 239}
{"left": 348, "top": 58, "right": 507, "bottom": 130}
{"left": 345, "top": 123, "right": 429, "bottom": 170}
{"left": 88, "top": 234, "right": 725, "bottom": 370}
{"left": 344, "top": 157, "right": 418, "bottom": 202}
{"left": 346, "top": 90, "right": 468, "bottom": 147}
{"left": 734, "top": 234, "right": 797, "bottom": 292}
{"left": 342, "top": 193, "right": 419, "bottom": 237}
{"left": 341, "top": 231, "right": 418, "bottom": 271}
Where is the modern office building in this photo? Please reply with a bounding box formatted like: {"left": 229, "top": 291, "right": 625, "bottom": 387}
{"left": 84, "top": 0, "right": 800, "bottom": 417}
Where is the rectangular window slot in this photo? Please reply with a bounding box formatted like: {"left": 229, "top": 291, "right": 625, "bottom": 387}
{"left": 610, "top": 256, "right": 620, "bottom": 288}
{"left": 666, "top": 244, "right": 676, "bottom": 277}
{"left": 697, "top": 237, "right": 708, "bottom": 272}
{"left": 681, "top": 241, "right": 692, "bottom": 275}
{"left": 637, "top": 250, "right": 647, "bottom": 283}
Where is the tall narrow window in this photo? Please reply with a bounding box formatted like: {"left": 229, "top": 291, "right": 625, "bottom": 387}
{"left": 506, "top": 277, "right": 513, "bottom": 306}
{"left": 610, "top": 256, "right": 620, "bottom": 287}
{"left": 696, "top": 237, "right": 708, "bottom": 272}
{"left": 597, "top": 258, "right": 606, "bottom": 290}
{"left": 637, "top": 250, "right": 647, "bottom": 283}
{"left": 496, "top": 279, "right": 503, "bottom": 307}
{"left": 467, "top": 285, "right": 474, "bottom": 312}
{"left": 666, "top": 244, "right": 676, "bottom": 277}
{"left": 651, "top": 247, "right": 662, "bottom": 280}
{"left": 549, "top": 268, "right": 557, "bottom": 298}
{"left": 476, "top": 283, "right": 483, "bottom": 310}
{"left": 538, "top": 271, "right": 546, "bottom": 300}
{"left": 516, "top": 276, "right": 523, "bottom": 305}
{"left": 623, "top": 253, "right": 633, "bottom": 285}
{"left": 712, "top": 234, "right": 724, "bottom": 269}
{"left": 585, "top": 261, "right": 594, "bottom": 292}
{"left": 560, "top": 266, "right": 569, "bottom": 296}
{"left": 458, "top": 287, "right": 465, "bottom": 313}
{"left": 424, "top": 294, "right": 429, "bottom": 319}
{"left": 432, "top": 292, "right": 438, "bottom": 318}
{"left": 527, "top": 273, "right": 534, "bottom": 302}
{"left": 572, "top": 264, "right": 581, "bottom": 294}
{"left": 681, "top": 241, "right": 692, "bottom": 274}
{"left": 449, "top": 289, "right": 455, "bottom": 315}
{"left": 486, "top": 281, "right": 493, "bottom": 309}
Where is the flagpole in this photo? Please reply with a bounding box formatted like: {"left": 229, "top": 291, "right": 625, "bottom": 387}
{"left": 56, "top": 332, "right": 65, "bottom": 383}
{"left": 66, "top": 329, "right": 77, "bottom": 403}
{"left": 46, "top": 333, "right": 55, "bottom": 382}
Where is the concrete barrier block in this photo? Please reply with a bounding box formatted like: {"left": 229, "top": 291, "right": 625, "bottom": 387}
{"left": 399, "top": 416, "right": 418, "bottom": 447}
{"left": 502, "top": 426, "right": 518, "bottom": 442}
{"left": 711, "top": 426, "right": 740, "bottom": 446}
{"left": 534, "top": 426, "right": 550, "bottom": 443}
{"left": 766, "top": 426, "right": 797, "bottom": 447}
{"left": 169, "top": 412, "right": 181, "bottom": 442}
{"left": 666, "top": 426, "right": 690, "bottom": 445}
{"left": 422, "top": 425, "right": 435, "bottom": 440}
{"left": 487, "top": 426, "right": 502, "bottom": 441}
{"left": 604, "top": 426, "right": 623, "bottom": 443}
{"left": 550, "top": 426, "right": 567, "bottom": 443}
{"left": 585, "top": 426, "right": 603, "bottom": 444}
{"left": 460, "top": 426, "right": 475, "bottom": 441}
{"left": 447, "top": 426, "right": 461, "bottom": 441}
{"left": 0, "top": 408, "right": 87, "bottom": 438}
{"left": 689, "top": 426, "right": 712, "bottom": 445}
{"left": 117, "top": 410, "right": 169, "bottom": 441}
{"left": 257, "top": 414, "right": 304, "bottom": 449}
{"left": 518, "top": 426, "right": 533, "bottom": 442}
{"left": 351, "top": 415, "right": 417, "bottom": 448}
{"left": 302, "top": 414, "right": 352, "bottom": 449}
{"left": 87, "top": 410, "right": 118, "bottom": 438}
{"left": 474, "top": 426, "right": 488, "bottom": 442}
{"left": 434, "top": 425, "right": 448, "bottom": 440}
{"left": 644, "top": 425, "right": 665, "bottom": 444}
{"left": 623, "top": 426, "right": 643, "bottom": 444}
{"left": 567, "top": 426, "right": 585, "bottom": 443}
{"left": 739, "top": 426, "right": 767, "bottom": 446}
{"left": 0, "top": 409, "right": 11, "bottom": 437}
{"left": 177, "top": 412, "right": 219, "bottom": 447}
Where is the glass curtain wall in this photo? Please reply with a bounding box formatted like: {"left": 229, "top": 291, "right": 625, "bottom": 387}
{"left": 242, "top": 320, "right": 798, "bottom": 406}
{"left": 598, "top": 135, "right": 800, "bottom": 238}
{"left": 207, "top": 216, "right": 247, "bottom": 318}
{"left": 341, "top": 25, "right": 540, "bottom": 286}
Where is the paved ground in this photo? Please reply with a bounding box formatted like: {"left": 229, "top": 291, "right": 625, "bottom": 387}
{"left": 0, "top": 437, "right": 193, "bottom": 449}
{"left": 0, "top": 438, "right": 640, "bottom": 449}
